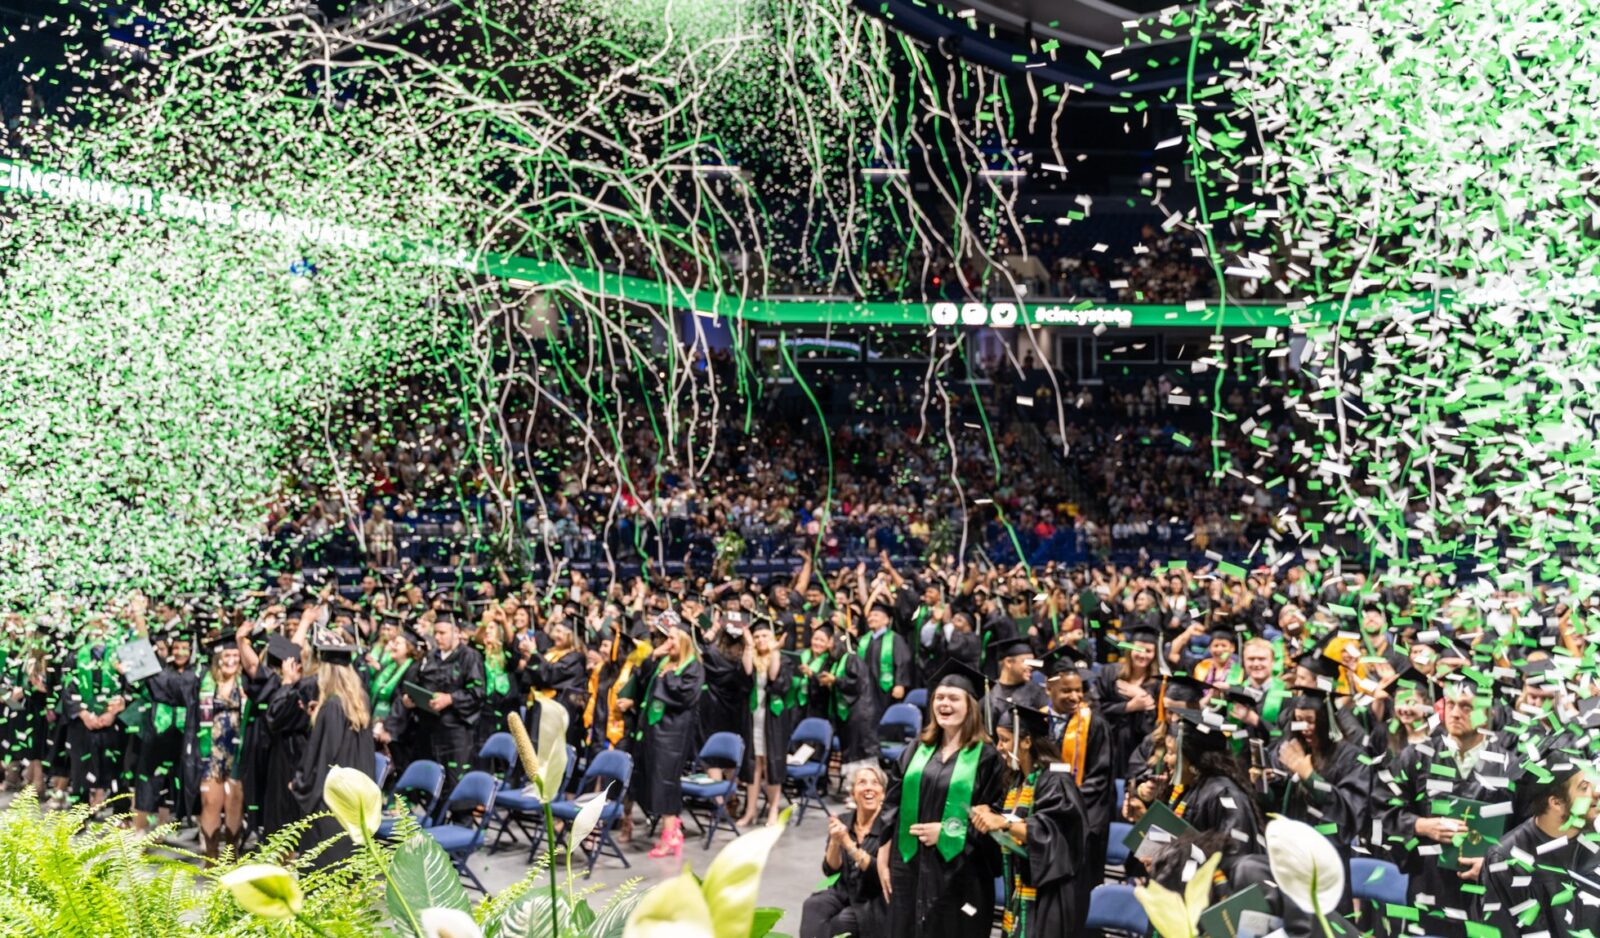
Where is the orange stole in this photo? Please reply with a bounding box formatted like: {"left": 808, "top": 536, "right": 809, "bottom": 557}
{"left": 1058, "top": 707, "right": 1092, "bottom": 783}
{"left": 583, "top": 662, "right": 634, "bottom": 745}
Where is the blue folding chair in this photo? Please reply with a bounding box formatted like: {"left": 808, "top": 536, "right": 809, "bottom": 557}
{"left": 377, "top": 759, "right": 444, "bottom": 839}
{"left": 1350, "top": 856, "right": 1409, "bottom": 907}
{"left": 478, "top": 732, "right": 518, "bottom": 777}
{"left": 373, "top": 752, "right": 390, "bottom": 788}
{"left": 680, "top": 731, "right": 745, "bottom": 850}
{"left": 1085, "top": 883, "right": 1151, "bottom": 936}
{"left": 491, "top": 744, "right": 576, "bottom": 857}
{"left": 425, "top": 771, "right": 501, "bottom": 893}
{"left": 904, "top": 687, "right": 928, "bottom": 711}
{"left": 548, "top": 749, "right": 634, "bottom": 875}
{"left": 1105, "top": 821, "right": 1133, "bottom": 878}
{"left": 785, "top": 717, "right": 833, "bottom": 826}
{"left": 877, "top": 702, "right": 923, "bottom": 764}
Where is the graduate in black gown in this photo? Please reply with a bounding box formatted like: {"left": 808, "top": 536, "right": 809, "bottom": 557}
{"left": 1269, "top": 687, "right": 1371, "bottom": 914}
{"left": 261, "top": 641, "right": 316, "bottom": 839}
{"left": 853, "top": 601, "right": 910, "bottom": 778}
{"left": 630, "top": 618, "right": 704, "bottom": 859}
{"left": 1382, "top": 678, "right": 1518, "bottom": 938}
{"left": 1094, "top": 627, "right": 1161, "bottom": 776}
{"left": 697, "top": 609, "right": 753, "bottom": 773}
{"left": 1041, "top": 646, "right": 1115, "bottom": 896}
{"left": 1481, "top": 760, "right": 1600, "bottom": 938}
{"left": 800, "top": 763, "right": 891, "bottom": 938}
{"left": 983, "top": 636, "right": 1049, "bottom": 729}
{"left": 796, "top": 623, "right": 848, "bottom": 724}
{"left": 291, "top": 630, "right": 376, "bottom": 868}
{"left": 411, "top": 614, "right": 485, "bottom": 793}
{"left": 236, "top": 622, "right": 289, "bottom": 838}
{"left": 1166, "top": 707, "right": 1264, "bottom": 878}
{"left": 739, "top": 618, "right": 795, "bottom": 828}
{"left": 524, "top": 615, "right": 588, "bottom": 750}
{"left": 879, "top": 659, "right": 1005, "bottom": 938}
{"left": 972, "top": 702, "right": 1089, "bottom": 938}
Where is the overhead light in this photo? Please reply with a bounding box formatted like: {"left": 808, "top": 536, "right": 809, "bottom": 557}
{"left": 667, "top": 163, "right": 745, "bottom": 179}
{"left": 861, "top": 167, "right": 909, "bottom": 180}
{"left": 979, "top": 168, "right": 1027, "bottom": 179}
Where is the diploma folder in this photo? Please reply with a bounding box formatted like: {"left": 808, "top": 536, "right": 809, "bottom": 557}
{"left": 1431, "top": 796, "right": 1507, "bottom": 870}
{"left": 1199, "top": 884, "right": 1279, "bottom": 938}
{"left": 1122, "top": 799, "right": 1195, "bottom": 861}
{"left": 117, "top": 638, "right": 163, "bottom": 683}
{"left": 402, "top": 681, "right": 435, "bottom": 709}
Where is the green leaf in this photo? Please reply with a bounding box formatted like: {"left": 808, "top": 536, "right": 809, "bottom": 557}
{"left": 590, "top": 885, "right": 647, "bottom": 938}
{"left": 387, "top": 833, "right": 471, "bottom": 937}
{"left": 493, "top": 893, "right": 567, "bottom": 938}
{"left": 572, "top": 897, "right": 598, "bottom": 931}
{"left": 750, "top": 907, "right": 784, "bottom": 938}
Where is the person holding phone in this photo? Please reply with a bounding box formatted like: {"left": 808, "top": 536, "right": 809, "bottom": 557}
{"left": 630, "top": 617, "right": 704, "bottom": 860}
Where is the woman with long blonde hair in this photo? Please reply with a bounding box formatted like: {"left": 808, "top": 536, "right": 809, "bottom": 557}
{"left": 628, "top": 617, "right": 704, "bottom": 860}
{"left": 290, "top": 630, "right": 375, "bottom": 867}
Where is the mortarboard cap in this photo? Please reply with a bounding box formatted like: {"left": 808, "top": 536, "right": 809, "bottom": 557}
{"left": 992, "top": 635, "right": 1032, "bottom": 660}
{"left": 928, "top": 658, "right": 988, "bottom": 700}
{"left": 266, "top": 633, "right": 302, "bottom": 665}
{"left": 312, "top": 628, "right": 357, "bottom": 666}
{"left": 998, "top": 702, "right": 1051, "bottom": 739}
{"left": 1163, "top": 674, "right": 1209, "bottom": 707}
{"left": 1040, "top": 643, "right": 1090, "bottom": 678}
{"left": 1174, "top": 707, "right": 1238, "bottom": 754}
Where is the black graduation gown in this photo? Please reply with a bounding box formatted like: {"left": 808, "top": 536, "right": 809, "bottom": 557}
{"left": 261, "top": 675, "right": 315, "bottom": 836}
{"left": 415, "top": 644, "right": 486, "bottom": 788}
{"left": 239, "top": 668, "right": 280, "bottom": 828}
{"left": 796, "top": 650, "right": 842, "bottom": 724}
{"left": 1176, "top": 773, "right": 1264, "bottom": 877}
{"left": 1094, "top": 667, "right": 1160, "bottom": 777}
{"left": 630, "top": 656, "right": 705, "bottom": 817}
{"left": 1382, "top": 735, "right": 1518, "bottom": 938}
{"left": 698, "top": 642, "right": 752, "bottom": 747}
{"left": 137, "top": 665, "right": 201, "bottom": 816}
{"left": 884, "top": 741, "right": 1006, "bottom": 938}
{"left": 1480, "top": 818, "right": 1600, "bottom": 938}
{"left": 835, "top": 652, "right": 878, "bottom": 764}
{"left": 1269, "top": 738, "right": 1371, "bottom": 914}
{"left": 584, "top": 660, "right": 638, "bottom": 759}
{"left": 376, "top": 659, "right": 424, "bottom": 777}
{"left": 747, "top": 656, "right": 795, "bottom": 786}
{"left": 1052, "top": 706, "right": 1115, "bottom": 888}
{"left": 291, "top": 694, "right": 376, "bottom": 868}
{"left": 528, "top": 648, "right": 589, "bottom": 748}
{"left": 1004, "top": 767, "right": 1089, "bottom": 938}
{"left": 858, "top": 629, "right": 911, "bottom": 725}
{"left": 801, "top": 808, "right": 891, "bottom": 938}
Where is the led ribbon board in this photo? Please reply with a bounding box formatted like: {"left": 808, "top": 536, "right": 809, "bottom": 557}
{"left": 2, "top": 158, "right": 1401, "bottom": 329}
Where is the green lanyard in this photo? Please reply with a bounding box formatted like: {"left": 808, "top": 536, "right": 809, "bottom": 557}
{"left": 858, "top": 631, "right": 895, "bottom": 692}
{"left": 898, "top": 742, "right": 983, "bottom": 862}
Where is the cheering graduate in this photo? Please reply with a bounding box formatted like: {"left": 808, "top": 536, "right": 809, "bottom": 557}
{"left": 132, "top": 629, "right": 199, "bottom": 833}
{"left": 63, "top": 616, "right": 127, "bottom": 809}
{"left": 1041, "top": 645, "right": 1114, "bottom": 892}
{"left": 524, "top": 613, "right": 588, "bottom": 748}
{"left": 631, "top": 617, "right": 704, "bottom": 859}
{"left": 196, "top": 637, "right": 248, "bottom": 857}
{"left": 411, "top": 614, "right": 485, "bottom": 791}
{"left": 972, "top": 702, "right": 1090, "bottom": 938}
{"left": 1268, "top": 687, "right": 1370, "bottom": 913}
{"left": 1480, "top": 760, "right": 1600, "bottom": 938}
{"left": 857, "top": 598, "right": 911, "bottom": 723}
{"left": 879, "top": 659, "right": 1004, "bottom": 938}
{"left": 796, "top": 623, "right": 849, "bottom": 724}
{"left": 583, "top": 628, "right": 640, "bottom": 762}
{"left": 697, "top": 608, "right": 754, "bottom": 770}
{"left": 1167, "top": 707, "right": 1263, "bottom": 875}
{"left": 369, "top": 624, "right": 424, "bottom": 770}
{"left": 799, "top": 764, "right": 891, "bottom": 938}
{"left": 984, "top": 635, "right": 1049, "bottom": 729}
{"left": 1095, "top": 626, "right": 1161, "bottom": 775}
{"left": 1383, "top": 678, "right": 1517, "bottom": 938}
{"left": 292, "top": 629, "right": 375, "bottom": 866}
{"left": 739, "top": 618, "right": 794, "bottom": 828}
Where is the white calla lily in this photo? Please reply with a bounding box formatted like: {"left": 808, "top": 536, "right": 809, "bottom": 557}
{"left": 218, "top": 863, "right": 304, "bottom": 920}
{"left": 700, "top": 809, "right": 789, "bottom": 938}
{"left": 569, "top": 788, "right": 610, "bottom": 850}
{"left": 324, "top": 764, "right": 384, "bottom": 840}
{"left": 531, "top": 699, "right": 570, "bottom": 799}
{"left": 1266, "top": 816, "right": 1345, "bottom": 915}
{"left": 419, "top": 906, "right": 484, "bottom": 938}
{"left": 622, "top": 870, "right": 715, "bottom": 938}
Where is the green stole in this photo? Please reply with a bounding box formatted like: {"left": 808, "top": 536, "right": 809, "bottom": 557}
{"left": 485, "top": 651, "right": 511, "bottom": 697}
{"left": 1260, "top": 677, "right": 1288, "bottom": 726}
{"left": 371, "top": 660, "right": 407, "bottom": 720}
{"left": 898, "top": 741, "right": 983, "bottom": 861}
{"left": 750, "top": 662, "right": 786, "bottom": 717}
{"left": 858, "top": 630, "right": 895, "bottom": 692}
{"left": 641, "top": 656, "right": 695, "bottom": 731}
